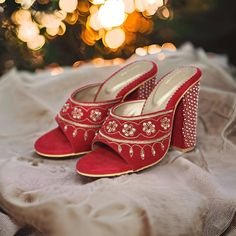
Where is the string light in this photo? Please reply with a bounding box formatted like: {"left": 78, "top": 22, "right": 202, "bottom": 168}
{"left": 27, "top": 35, "right": 45, "bottom": 50}
{"left": 123, "top": 0, "right": 135, "bottom": 13}
{"left": 98, "top": 0, "right": 126, "bottom": 28}
{"left": 147, "top": 44, "right": 161, "bottom": 54}
{"left": 136, "top": 42, "right": 176, "bottom": 57}
{"left": 59, "top": 0, "right": 78, "bottom": 13}
{"left": 104, "top": 28, "right": 125, "bottom": 49}
{"left": 15, "top": 0, "right": 36, "bottom": 9}
{"left": 17, "top": 22, "right": 39, "bottom": 42}
{"left": 135, "top": 47, "right": 147, "bottom": 56}
{"left": 12, "top": 9, "right": 31, "bottom": 25}
{"left": 162, "top": 42, "right": 176, "bottom": 51}
{"left": 89, "top": 0, "right": 105, "bottom": 4}
{"left": 3, "top": 0, "right": 172, "bottom": 51}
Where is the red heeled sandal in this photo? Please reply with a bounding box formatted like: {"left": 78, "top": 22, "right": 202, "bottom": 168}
{"left": 76, "top": 66, "right": 202, "bottom": 177}
{"left": 34, "top": 60, "right": 157, "bottom": 157}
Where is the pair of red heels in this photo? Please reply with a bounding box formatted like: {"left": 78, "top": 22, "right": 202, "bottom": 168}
{"left": 34, "top": 60, "right": 201, "bottom": 177}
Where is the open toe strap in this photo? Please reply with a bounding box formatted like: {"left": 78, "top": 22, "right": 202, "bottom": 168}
{"left": 92, "top": 108, "right": 175, "bottom": 172}
{"left": 56, "top": 93, "right": 122, "bottom": 153}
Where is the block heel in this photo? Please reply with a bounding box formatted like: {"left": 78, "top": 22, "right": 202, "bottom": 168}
{"left": 171, "top": 81, "right": 200, "bottom": 152}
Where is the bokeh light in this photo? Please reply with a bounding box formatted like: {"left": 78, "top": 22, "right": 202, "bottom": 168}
{"left": 98, "top": 0, "right": 126, "bottom": 28}
{"left": 17, "top": 22, "right": 39, "bottom": 42}
{"left": 104, "top": 28, "right": 126, "bottom": 49}
{"left": 27, "top": 35, "right": 46, "bottom": 50}
{"left": 1, "top": 0, "right": 172, "bottom": 51}
{"left": 59, "top": 0, "right": 78, "bottom": 13}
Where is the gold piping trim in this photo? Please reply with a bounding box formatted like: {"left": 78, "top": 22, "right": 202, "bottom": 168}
{"left": 58, "top": 114, "right": 101, "bottom": 128}
{"left": 111, "top": 107, "right": 173, "bottom": 121}
{"left": 171, "top": 145, "right": 195, "bottom": 153}
{"left": 35, "top": 150, "right": 90, "bottom": 158}
{"left": 77, "top": 144, "right": 169, "bottom": 177}
{"left": 98, "top": 131, "right": 170, "bottom": 144}
{"left": 70, "top": 97, "right": 121, "bottom": 106}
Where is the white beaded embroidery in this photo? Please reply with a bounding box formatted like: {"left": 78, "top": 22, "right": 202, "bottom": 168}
{"left": 122, "top": 124, "right": 136, "bottom": 137}
{"left": 161, "top": 117, "right": 170, "bottom": 130}
{"left": 72, "top": 107, "right": 83, "bottom": 119}
{"left": 142, "top": 121, "right": 156, "bottom": 135}
{"left": 182, "top": 83, "right": 200, "bottom": 148}
{"left": 106, "top": 121, "right": 118, "bottom": 133}
{"left": 90, "top": 109, "right": 102, "bottom": 121}
{"left": 62, "top": 103, "right": 70, "bottom": 112}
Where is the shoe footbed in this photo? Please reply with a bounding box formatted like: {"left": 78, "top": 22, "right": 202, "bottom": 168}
{"left": 77, "top": 146, "right": 131, "bottom": 176}
{"left": 34, "top": 127, "right": 74, "bottom": 156}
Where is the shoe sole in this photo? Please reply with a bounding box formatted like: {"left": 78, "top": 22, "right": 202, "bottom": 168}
{"left": 76, "top": 79, "right": 201, "bottom": 177}
{"left": 35, "top": 150, "right": 90, "bottom": 158}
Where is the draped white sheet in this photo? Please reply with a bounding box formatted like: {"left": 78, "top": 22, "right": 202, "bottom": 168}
{"left": 0, "top": 44, "right": 236, "bottom": 236}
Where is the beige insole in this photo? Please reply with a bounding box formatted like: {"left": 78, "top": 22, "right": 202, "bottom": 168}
{"left": 94, "top": 61, "right": 154, "bottom": 102}
{"left": 113, "top": 67, "right": 198, "bottom": 117}
{"left": 74, "top": 84, "right": 101, "bottom": 102}
{"left": 142, "top": 67, "right": 198, "bottom": 114}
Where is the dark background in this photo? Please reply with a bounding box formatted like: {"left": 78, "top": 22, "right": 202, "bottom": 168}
{"left": 0, "top": 0, "right": 236, "bottom": 75}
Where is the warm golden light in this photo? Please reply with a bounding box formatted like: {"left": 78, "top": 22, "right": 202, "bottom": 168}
{"left": 46, "top": 27, "right": 59, "bottom": 36}
{"left": 159, "top": 6, "right": 170, "bottom": 18}
{"left": 54, "top": 10, "right": 67, "bottom": 21}
{"left": 27, "top": 35, "right": 45, "bottom": 50}
{"left": 39, "top": 13, "right": 62, "bottom": 28}
{"left": 0, "top": 0, "right": 6, "bottom": 3}
{"left": 58, "top": 22, "right": 66, "bottom": 35}
{"left": 112, "top": 58, "right": 125, "bottom": 65}
{"left": 11, "top": 0, "right": 172, "bottom": 52}
{"left": 15, "top": 0, "right": 35, "bottom": 9}
{"left": 59, "top": 0, "right": 77, "bottom": 13}
{"left": 12, "top": 9, "right": 31, "bottom": 25}
{"left": 135, "top": 0, "right": 163, "bottom": 16}
{"left": 162, "top": 42, "right": 176, "bottom": 51}
{"left": 89, "top": 0, "right": 105, "bottom": 4}
{"left": 89, "top": 10, "right": 102, "bottom": 31}
{"left": 73, "top": 61, "right": 82, "bottom": 68}
{"left": 50, "top": 67, "right": 64, "bottom": 76}
{"left": 17, "top": 22, "right": 39, "bottom": 42}
{"left": 146, "top": 0, "right": 163, "bottom": 16}
{"left": 98, "top": 0, "right": 126, "bottom": 28}
{"left": 147, "top": 44, "right": 161, "bottom": 54}
{"left": 157, "top": 53, "right": 166, "bottom": 60}
{"left": 104, "top": 28, "right": 125, "bottom": 49}
{"left": 123, "top": 0, "right": 135, "bottom": 13}
{"left": 135, "top": 47, "right": 147, "bottom": 56}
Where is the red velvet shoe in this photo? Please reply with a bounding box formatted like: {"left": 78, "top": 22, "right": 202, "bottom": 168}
{"left": 76, "top": 66, "right": 202, "bottom": 177}
{"left": 34, "top": 60, "right": 157, "bottom": 157}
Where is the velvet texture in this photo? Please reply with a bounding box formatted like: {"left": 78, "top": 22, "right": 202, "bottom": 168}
{"left": 34, "top": 61, "right": 157, "bottom": 157}
{"left": 77, "top": 68, "right": 201, "bottom": 176}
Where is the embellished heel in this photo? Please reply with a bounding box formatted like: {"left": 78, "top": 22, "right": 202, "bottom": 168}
{"left": 171, "top": 81, "right": 200, "bottom": 152}
{"left": 124, "top": 76, "right": 156, "bottom": 101}
{"left": 137, "top": 76, "right": 156, "bottom": 99}
{"left": 77, "top": 66, "right": 202, "bottom": 177}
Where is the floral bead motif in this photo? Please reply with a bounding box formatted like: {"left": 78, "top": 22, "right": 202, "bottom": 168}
{"left": 142, "top": 121, "right": 156, "bottom": 135}
{"left": 122, "top": 124, "right": 136, "bottom": 137}
{"left": 62, "top": 103, "right": 70, "bottom": 112}
{"left": 90, "top": 109, "right": 102, "bottom": 122}
{"left": 106, "top": 121, "right": 118, "bottom": 133}
{"left": 161, "top": 117, "right": 170, "bottom": 130}
{"left": 72, "top": 107, "right": 83, "bottom": 119}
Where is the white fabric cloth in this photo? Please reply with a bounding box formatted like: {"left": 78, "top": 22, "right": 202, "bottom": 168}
{"left": 0, "top": 43, "right": 236, "bottom": 236}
